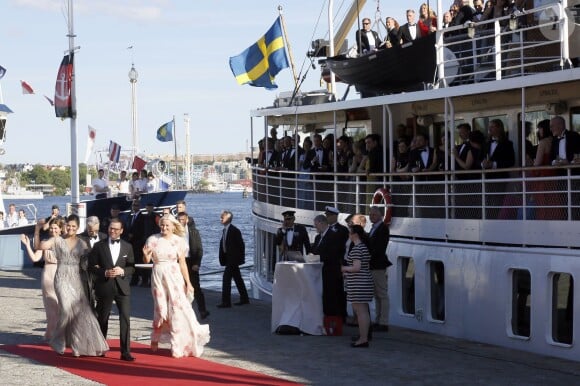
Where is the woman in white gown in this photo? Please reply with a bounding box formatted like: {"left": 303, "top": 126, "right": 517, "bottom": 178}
{"left": 143, "top": 215, "right": 210, "bottom": 358}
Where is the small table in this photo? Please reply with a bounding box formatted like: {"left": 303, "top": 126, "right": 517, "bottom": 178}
{"left": 271, "top": 261, "right": 325, "bottom": 335}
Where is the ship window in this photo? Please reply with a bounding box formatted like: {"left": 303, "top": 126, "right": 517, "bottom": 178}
{"left": 552, "top": 273, "right": 573, "bottom": 344}
{"left": 429, "top": 261, "right": 445, "bottom": 321}
{"left": 511, "top": 269, "right": 531, "bottom": 337}
{"left": 570, "top": 106, "right": 580, "bottom": 133}
{"left": 401, "top": 257, "right": 415, "bottom": 315}
{"left": 473, "top": 115, "right": 507, "bottom": 136}
{"left": 519, "top": 111, "right": 551, "bottom": 147}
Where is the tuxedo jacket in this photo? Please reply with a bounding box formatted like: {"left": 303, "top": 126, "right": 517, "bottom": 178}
{"left": 275, "top": 224, "right": 311, "bottom": 254}
{"left": 368, "top": 222, "right": 392, "bottom": 270}
{"left": 304, "top": 147, "right": 332, "bottom": 173}
{"left": 355, "top": 29, "right": 381, "bottom": 53}
{"left": 79, "top": 231, "right": 107, "bottom": 249}
{"left": 485, "top": 139, "right": 515, "bottom": 168}
{"left": 312, "top": 229, "right": 342, "bottom": 270}
{"left": 88, "top": 238, "right": 135, "bottom": 298}
{"left": 550, "top": 130, "right": 580, "bottom": 163}
{"left": 398, "top": 23, "right": 420, "bottom": 45}
{"left": 219, "top": 224, "right": 245, "bottom": 267}
{"left": 408, "top": 147, "right": 436, "bottom": 170}
{"left": 282, "top": 147, "right": 303, "bottom": 171}
{"left": 185, "top": 218, "right": 204, "bottom": 267}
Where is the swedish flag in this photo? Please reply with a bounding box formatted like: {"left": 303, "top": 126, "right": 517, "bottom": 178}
{"left": 229, "top": 17, "right": 289, "bottom": 89}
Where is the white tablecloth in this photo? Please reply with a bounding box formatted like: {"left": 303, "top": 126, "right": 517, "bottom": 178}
{"left": 271, "top": 261, "right": 325, "bottom": 335}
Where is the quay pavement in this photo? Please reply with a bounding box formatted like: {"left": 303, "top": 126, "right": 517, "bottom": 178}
{"left": 2, "top": 268, "right": 580, "bottom": 385}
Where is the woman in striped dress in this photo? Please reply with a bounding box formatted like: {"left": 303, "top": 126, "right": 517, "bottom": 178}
{"left": 341, "top": 225, "right": 374, "bottom": 348}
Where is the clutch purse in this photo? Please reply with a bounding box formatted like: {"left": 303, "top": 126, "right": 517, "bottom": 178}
{"left": 186, "top": 289, "right": 194, "bottom": 303}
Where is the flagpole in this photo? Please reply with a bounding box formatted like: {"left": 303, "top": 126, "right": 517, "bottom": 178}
{"left": 68, "top": 0, "right": 80, "bottom": 206}
{"left": 173, "top": 115, "right": 178, "bottom": 189}
{"left": 278, "top": 6, "right": 298, "bottom": 88}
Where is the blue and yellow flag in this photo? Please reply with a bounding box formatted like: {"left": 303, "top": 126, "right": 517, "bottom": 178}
{"left": 229, "top": 17, "right": 289, "bottom": 89}
{"left": 156, "top": 120, "right": 173, "bottom": 142}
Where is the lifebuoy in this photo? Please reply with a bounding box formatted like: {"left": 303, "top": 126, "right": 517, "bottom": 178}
{"left": 372, "top": 188, "right": 393, "bottom": 225}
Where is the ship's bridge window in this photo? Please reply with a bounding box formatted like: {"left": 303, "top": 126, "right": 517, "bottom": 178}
{"left": 511, "top": 269, "right": 531, "bottom": 338}
{"left": 429, "top": 261, "right": 445, "bottom": 321}
{"left": 401, "top": 257, "right": 415, "bottom": 315}
{"left": 551, "top": 272, "right": 573, "bottom": 345}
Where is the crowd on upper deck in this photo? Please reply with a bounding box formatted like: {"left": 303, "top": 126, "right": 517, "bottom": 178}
{"left": 256, "top": 115, "right": 580, "bottom": 194}
{"left": 355, "top": 0, "right": 534, "bottom": 55}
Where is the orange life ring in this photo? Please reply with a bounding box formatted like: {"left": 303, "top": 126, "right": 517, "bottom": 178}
{"left": 372, "top": 188, "right": 393, "bottom": 225}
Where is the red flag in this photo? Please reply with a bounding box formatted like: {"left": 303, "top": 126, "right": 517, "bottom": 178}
{"left": 21, "top": 80, "right": 34, "bottom": 94}
{"left": 132, "top": 156, "right": 147, "bottom": 172}
{"left": 54, "top": 53, "right": 74, "bottom": 118}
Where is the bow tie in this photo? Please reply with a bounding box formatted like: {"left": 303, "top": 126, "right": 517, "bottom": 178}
{"left": 420, "top": 148, "right": 428, "bottom": 153}
{"left": 90, "top": 236, "right": 98, "bottom": 240}
{"left": 315, "top": 148, "right": 322, "bottom": 152}
{"left": 409, "top": 24, "right": 416, "bottom": 27}
{"left": 491, "top": 139, "right": 497, "bottom": 143}
{"left": 558, "top": 135, "right": 565, "bottom": 140}
{"left": 111, "top": 239, "right": 120, "bottom": 244}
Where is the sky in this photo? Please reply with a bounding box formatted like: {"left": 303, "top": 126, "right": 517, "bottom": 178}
{"left": 0, "top": 0, "right": 411, "bottom": 165}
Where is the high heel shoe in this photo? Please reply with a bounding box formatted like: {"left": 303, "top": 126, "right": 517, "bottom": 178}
{"left": 350, "top": 341, "right": 369, "bottom": 348}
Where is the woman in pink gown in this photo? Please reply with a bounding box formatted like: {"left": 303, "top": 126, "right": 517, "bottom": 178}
{"left": 143, "top": 215, "right": 210, "bottom": 358}
{"left": 20, "top": 218, "right": 63, "bottom": 340}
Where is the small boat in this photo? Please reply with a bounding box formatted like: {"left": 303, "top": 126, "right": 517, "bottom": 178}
{"left": 2, "top": 185, "right": 44, "bottom": 200}
{"left": 323, "top": 33, "right": 437, "bottom": 97}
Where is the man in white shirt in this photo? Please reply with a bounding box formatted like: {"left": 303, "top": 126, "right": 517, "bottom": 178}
{"left": 117, "top": 170, "right": 130, "bottom": 196}
{"left": 92, "top": 168, "right": 109, "bottom": 199}
{"left": 6, "top": 204, "right": 19, "bottom": 227}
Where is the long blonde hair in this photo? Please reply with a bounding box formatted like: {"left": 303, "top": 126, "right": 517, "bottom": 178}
{"left": 160, "top": 214, "right": 185, "bottom": 237}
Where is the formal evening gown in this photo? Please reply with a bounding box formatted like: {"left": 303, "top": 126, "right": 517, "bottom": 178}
{"left": 41, "top": 250, "right": 59, "bottom": 340}
{"left": 147, "top": 234, "right": 210, "bottom": 358}
{"left": 50, "top": 237, "right": 109, "bottom": 356}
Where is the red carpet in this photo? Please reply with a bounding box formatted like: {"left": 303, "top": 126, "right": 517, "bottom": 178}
{"left": 1, "top": 339, "right": 300, "bottom": 386}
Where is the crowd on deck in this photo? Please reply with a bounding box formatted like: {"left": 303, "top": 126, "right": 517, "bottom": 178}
{"left": 355, "top": 0, "right": 534, "bottom": 54}
{"left": 91, "top": 168, "right": 166, "bottom": 200}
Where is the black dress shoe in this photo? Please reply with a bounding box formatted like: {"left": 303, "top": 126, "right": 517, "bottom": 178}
{"left": 350, "top": 341, "right": 369, "bottom": 348}
{"left": 234, "top": 299, "right": 250, "bottom": 306}
{"left": 200, "top": 311, "right": 210, "bottom": 319}
{"left": 120, "top": 354, "right": 136, "bottom": 361}
{"left": 216, "top": 303, "right": 231, "bottom": 308}
{"left": 351, "top": 332, "right": 372, "bottom": 342}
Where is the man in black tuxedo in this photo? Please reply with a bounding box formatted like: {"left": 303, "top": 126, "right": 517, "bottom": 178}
{"left": 177, "top": 211, "right": 209, "bottom": 320}
{"left": 408, "top": 132, "right": 438, "bottom": 173}
{"left": 217, "top": 210, "right": 249, "bottom": 308}
{"left": 368, "top": 206, "right": 392, "bottom": 332}
{"left": 79, "top": 215, "right": 107, "bottom": 308}
{"left": 455, "top": 123, "right": 472, "bottom": 173}
{"left": 312, "top": 214, "right": 345, "bottom": 319}
{"left": 88, "top": 218, "right": 135, "bottom": 361}
{"left": 398, "top": 9, "right": 420, "bottom": 45}
{"left": 130, "top": 202, "right": 159, "bottom": 287}
{"left": 275, "top": 210, "right": 311, "bottom": 261}
{"left": 383, "top": 17, "right": 400, "bottom": 48}
{"left": 549, "top": 115, "right": 580, "bottom": 166}
{"left": 355, "top": 17, "right": 381, "bottom": 54}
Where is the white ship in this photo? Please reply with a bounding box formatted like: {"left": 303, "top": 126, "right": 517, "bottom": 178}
{"left": 247, "top": 1, "right": 580, "bottom": 362}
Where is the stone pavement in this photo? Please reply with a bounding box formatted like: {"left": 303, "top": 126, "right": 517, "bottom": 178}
{"left": 2, "top": 268, "right": 580, "bottom": 385}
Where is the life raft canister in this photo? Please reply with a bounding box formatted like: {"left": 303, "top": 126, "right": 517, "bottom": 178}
{"left": 372, "top": 188, "right": 393, "bottom": 225}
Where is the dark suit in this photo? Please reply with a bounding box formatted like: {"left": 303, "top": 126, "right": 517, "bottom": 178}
{"left": 79, "top": 230, "right": 107, "bottom": 308}
{"left": 550, "top": 130, "right": 580, "bottom": 164}
{"left": 368, "top": 221, "right": 391, "bottom": 326}
{"left": 484, "top": 139, "right": 515, "bottom": 179}
{"left": 88, "top": 238, "right": 135, "bottom": 357}
{"left": 184, "top": 217, "right": 207, "bottom": 314}
{"left": 304, "top": 147, "right": 332, "bottom": 173}
{"left": 130, "top": 212, "right": 159, "bottom": 286}
{"left": 312, "top": 228, "right": 345, "bottom": 317}
{"left": 398, "top": 23, "right": 420, "bottom": 45}
{"left": 219, "top": 224, "right": 249, "bottom": 305}
{"left": 408, "top": 147, "right": 436, "bottom": 171}
{"left": 384, "top": 28, "right": 400, "bottom": 48}
{"left": 275, "top": 224, "right": 311, "bottom": 258}
{"left": 355, "top": 29, "right": 381, "bottom": 54}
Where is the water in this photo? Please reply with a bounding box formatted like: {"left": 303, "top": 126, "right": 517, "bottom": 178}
{"left": 7, "top": 192, "right": 254, "bottom": 292}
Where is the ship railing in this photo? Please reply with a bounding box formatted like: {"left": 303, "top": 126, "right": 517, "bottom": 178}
{"left": 250, "top": 164, "right": 580, "bottom": 222}
{"left": 437, "top": 2, "right": 572, "bottom": 87}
